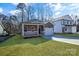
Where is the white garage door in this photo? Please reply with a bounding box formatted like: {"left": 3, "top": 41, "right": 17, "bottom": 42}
{"left": 44, "top": 28, "right": 53, "bottom": 36}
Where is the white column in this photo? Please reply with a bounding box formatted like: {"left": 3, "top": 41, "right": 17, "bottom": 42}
{"left": 22, "top": 24, "right": 24, "bottom": 36}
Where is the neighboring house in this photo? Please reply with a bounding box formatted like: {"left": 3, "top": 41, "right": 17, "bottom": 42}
{"left": 54, "top": 15, "right": 76, "bottom": 33}
{"left": 21, "top": 21, "right": 54, "bottom": 37}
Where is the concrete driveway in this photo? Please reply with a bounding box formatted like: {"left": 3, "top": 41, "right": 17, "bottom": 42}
{"left": 43, "top": 35, "right": 79, "bottom": 45}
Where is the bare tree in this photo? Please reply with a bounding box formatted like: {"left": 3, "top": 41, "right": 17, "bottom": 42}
{"left": 9, "top": 15, "right": 19, "bottom": 34}
{"left": 25, "top": 4, "right": 35, "bottom": 21}
{"left": 0, "top": 14, "right": 19, "bottom": 35}
{"left": 1, "top": 15, "right": 12, "bottom": 35}
{"left": 17, "top": 3, "right": 26, "bottom": 22}
{"left": 16, "top": 3, "right": 53, "bottom": 22}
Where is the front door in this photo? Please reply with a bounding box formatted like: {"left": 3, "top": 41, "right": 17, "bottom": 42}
{"left": 39, "top": 25, "right": 44, "bottom": 34}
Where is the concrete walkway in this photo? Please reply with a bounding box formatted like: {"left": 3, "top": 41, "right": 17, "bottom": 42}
{"left": 43, "top": 35, "right": 53, "bottom": 40}
{"left": 53, "top": 36, "right": 79, "bottom": 45}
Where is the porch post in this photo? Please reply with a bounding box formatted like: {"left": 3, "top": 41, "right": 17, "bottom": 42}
{"left": 22, "top": 24, "right": 24, "bottom": 36}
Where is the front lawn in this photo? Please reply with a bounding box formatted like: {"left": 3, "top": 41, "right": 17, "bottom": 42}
{"left": 54, "top": 33, "right": 79, "bottom": 37}
{"left": 0, "top": 34, "right": 79, "bottom": 56}
{"left": 0, "top": 35, "right": 48, "bottom": 47}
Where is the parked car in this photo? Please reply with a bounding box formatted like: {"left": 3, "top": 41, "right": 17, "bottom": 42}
{"left": 0, "top": 31, "right": 8, "bottom": 37}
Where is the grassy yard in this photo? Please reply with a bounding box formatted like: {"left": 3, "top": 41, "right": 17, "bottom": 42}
{"left": 54, "top": 33, "right": 79, "bottom": 37}
{"left": 0, "top": 34, "right": 79, "bottom": 56}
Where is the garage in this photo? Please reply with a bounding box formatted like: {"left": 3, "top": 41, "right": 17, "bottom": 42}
{"left": 44, "top": 22, "right": 54, "bottom": 36}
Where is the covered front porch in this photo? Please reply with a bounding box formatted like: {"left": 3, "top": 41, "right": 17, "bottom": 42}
{"left": 22, "top": 23, "right": 44, "bottom": 37}
{"left": 62, "top": 25, "right": 76, "bottom": 33}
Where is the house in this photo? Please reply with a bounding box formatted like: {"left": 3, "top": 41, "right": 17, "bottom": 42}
{"left": 21, "top": 21, "right": 53, "bottom": 37}
{"left": 54, "top": 15, "right": 76, "bottom": 33}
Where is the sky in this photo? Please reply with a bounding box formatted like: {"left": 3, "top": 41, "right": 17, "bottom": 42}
{"left": 0, "top": 3, "right": 16, "bottom": 15}
{"left": 0, "top": 0, "right": 79, "bottom": 3}
{"left": 1, "top": 3, "right": 79, "bottom": 33}
{"left": 0, "top": 3, "right": 79, "bottom": 18}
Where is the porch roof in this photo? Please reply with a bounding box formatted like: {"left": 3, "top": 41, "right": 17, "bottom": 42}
{"left": 21, "top": 21, "right": 54, "bottom": 28}
{"left": 21, "top": 21, "right": 44, "bottom": 25}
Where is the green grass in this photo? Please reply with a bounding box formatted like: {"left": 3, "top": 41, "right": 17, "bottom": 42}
{"left": 0, "top": 35, "right": 48, "bottom": 47}
{"left": 0, "top": 34, "right": 79, "bottom": 56}
{"left": 54, "top": 33, "right": 79, "bottom": 37}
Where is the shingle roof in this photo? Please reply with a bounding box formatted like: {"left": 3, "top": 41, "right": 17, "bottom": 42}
{"left": 22, "top": 21, "right": 44, "bottom": 25}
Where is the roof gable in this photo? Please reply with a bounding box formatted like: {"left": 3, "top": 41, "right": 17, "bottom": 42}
{"left": 56, "top": 15, "right": 73, "bottom": 20}
{"left": 45, "top": 22, "right": 53, "bottom": 28}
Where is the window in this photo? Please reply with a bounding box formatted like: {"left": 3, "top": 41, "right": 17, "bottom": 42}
{"left": 64, "top": 20, "right": 68, "bottom": 25}
{"left": 64, "top": 27, "right": 67, "bottom": 31}
{"left": 61, "top": 19, "right": 64, "bottom": 24}
{"left": 62, "top": 20, "right": 66, "bottom": 25}
{"left": 24, "top": 25, "right": 37, "bottom": 31}
{"left": 67, "top": 20, "right": 69, "bottom": 25}
{"left": 24, "top": 25, "right": 27, "bottom": 31}
{"left": 31, "top": 25, "right": 37, "bottom": 31}
{"left": 70, "top": 21, "right": 72, "bottom": 25}
{"left": 66, "top": 20, "right": 72, "bottom": 25}
{"left": 77, "top": 19, "right": 79, "bottom": 24}
{"left": 62, "top": 19, "right": 74, "bottom": 25}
